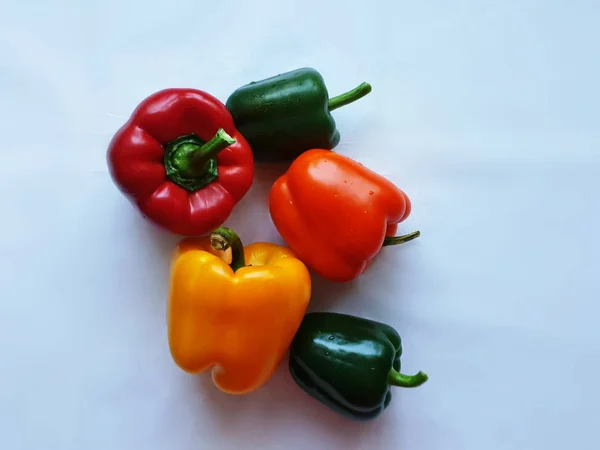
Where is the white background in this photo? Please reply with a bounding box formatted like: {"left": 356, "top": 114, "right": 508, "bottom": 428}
{"left": 1, "top": 1, "right": 599, "bottom": 449}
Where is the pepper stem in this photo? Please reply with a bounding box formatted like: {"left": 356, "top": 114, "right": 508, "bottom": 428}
{"left": 164, "top": 129, "right": 236, "bottom": 192}
{"left": 382, "top": 231, "right": 420, "bottom": 247}
{"left": 388, "top": 369, "right": 428, "bottom": 388}
{"left": 210, "top": 227, "right": 246, "bottom": 272}
{"left": 328, "top": 82, "right": 372, "bottom": 111}
{"left": 175, "top": 129, "right": 235, "bottom": 178}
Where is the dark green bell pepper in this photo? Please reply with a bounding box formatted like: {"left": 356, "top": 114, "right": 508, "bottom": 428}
{"left": 289, "top": 312, "right": 428, "bottom": 421}
{"left": 225, "top": 67, "right": 372, "bottom": 162}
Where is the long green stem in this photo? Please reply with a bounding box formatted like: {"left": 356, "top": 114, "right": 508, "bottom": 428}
{"left": 173, "top": 129, "right": 235, "bottom": 178}
{"left": 328, "top": 82, "right": 372, "bottom": 111}
{"left": 210, "top": 227, "right": 246, "bottom": 272}
{"left": 383, "top": 231, "right": 420, "bottom": 247}
{"left": 388, "top": 369, "right": 428, "bottom": 388}
{"left": 164, "top": 129, "right": 236, "bottom": 192}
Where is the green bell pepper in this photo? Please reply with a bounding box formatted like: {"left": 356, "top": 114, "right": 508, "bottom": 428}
{"left": 225, "top": 67, "right": 372, "bottom": 162}
{"left": 289, "top": 312, "right": 428, "bottom": 421}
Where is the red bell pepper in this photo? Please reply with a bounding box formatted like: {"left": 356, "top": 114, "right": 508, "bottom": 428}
{"left": 269, "top": 149, "right": 419, "bottom": 282}
{"left": 107, "top": 88, "right": 254, "bottom": 236}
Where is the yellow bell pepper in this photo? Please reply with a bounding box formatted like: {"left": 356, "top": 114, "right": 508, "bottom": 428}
{"left": 167, "top": 226, "right": 312, "bottom": 394}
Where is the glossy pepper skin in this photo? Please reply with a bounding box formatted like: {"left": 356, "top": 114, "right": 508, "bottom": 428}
{"left": 107, "top": 88, "right": 254, "bottom": 236}
{"left": 167, "top": 227, "right": 311, "bottom": 394}
{"left": 269, "top": 149, "right": 419, "bottom": 282}
{"left": 225, "top": 67, "right": 372, "bottom": 163}
{"left": 289, "top": 312, "right": 428, "bottom": 420}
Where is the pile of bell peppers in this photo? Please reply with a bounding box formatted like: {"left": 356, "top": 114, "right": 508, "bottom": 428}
{"left": 107, "top": 67, "right": 427, "bottom": 421}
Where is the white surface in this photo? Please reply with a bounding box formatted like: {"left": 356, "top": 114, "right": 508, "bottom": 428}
{"left": 1, "top": 1, "right": 599, "bottom": 449}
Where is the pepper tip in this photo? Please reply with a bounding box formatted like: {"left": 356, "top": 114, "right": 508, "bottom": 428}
{"left": 210, "top": 233, "right": 230, "bottom": 251}
{"left": 215, "top": 128, "right": 236, "bottom": 146}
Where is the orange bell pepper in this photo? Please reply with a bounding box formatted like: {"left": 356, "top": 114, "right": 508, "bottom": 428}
{"left": 167, "top": 227, "right": 311, "bottom": 394}
{"left": 269, "top": 149, "right": 419, "bottom": 283}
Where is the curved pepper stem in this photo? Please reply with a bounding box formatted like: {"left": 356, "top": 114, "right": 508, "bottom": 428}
{"left": 382, "top": 230, "right": 420, "bottom": 247}
{"left": 210, "top": 227, "right": 246, "bottom": 272}
{"left": 388, "top": 369, "right": 428, "bottom": 388}
{"left": 328, "top": 82, "right": 372, "bottom": 111}
{"left": 164, "top": 128, "right": 236, "bottom": 192}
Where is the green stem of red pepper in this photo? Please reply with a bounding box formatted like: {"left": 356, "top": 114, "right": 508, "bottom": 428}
{"left": 210, "top": 226, "right": 246, "bottom": 272}
{"left": 388, "top": 369, "right": 428, "bottom": 388}
{"left": 382, "top": 231, "right": 421, "bottom": 247}
{"left": 328, "top": 82, "right": 372, "bottom": 111}
{"left": 164, "top": 128, "right": 236, "bottom": 192}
